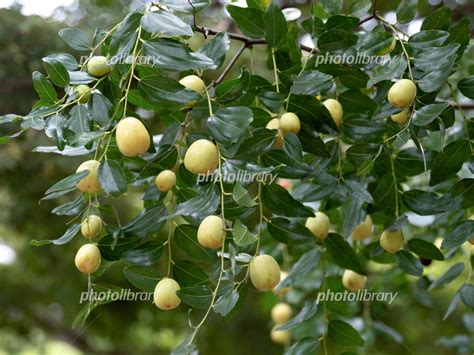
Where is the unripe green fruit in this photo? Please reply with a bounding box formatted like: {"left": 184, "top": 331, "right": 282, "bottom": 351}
{"left": 279, "top": 112, "right": 301, "bottom": 135}
{"left": 184, "top": 139, "right": 219, "bottom": 174}
{"left": 154, "top": 278, "right": 181, "bottom": 310}
{"left": 271, "top": 302, "right": 292, "bottom": 324}
{"left": 351, "top": 215, "right": 373, "bottom": 241}
{"left": 380, "top": 229, "right": 404, "bottom": 253}
{"left": 116, "top": 117, "right": 151, "bottom": 157}
{"left": 76, "top": 160, "right": 101, "bottom": 193}
{"left": 249, "top": 255, "right": 281, "bottom": 292}
{"left": 377, "top": 37, "right": 396, "bottom": 55}
{"left": 81, "top": 215, "right": 102, "bottom": 239}
{"left": 197, "top": 215, "right": 226, "bottom": 249}
{"left": 388, "top": 79, "right": 416, "bottom": 108}
{"left": 155, "top": 170, "right": 176, "bottom": 192}
{"left": 75, "top": 243, "right": 101, "bottom": 274}
{"left": 342, "top": 269, "right": 367, "bottom": 291}
{"left": 323, "top": 99, "right": 343, "bottom": 128}
{"left": 270, "top": 327, "right": 291, "bottom": 345}
{"left": 87, "top": 56, "right": 111, "bottom": 76}
{"left": 179, "top": 75, "right": 206, "bottom": 96}
{"left": 74, "top": 85, "right": 91, "bottom": 104}
{"left": 391, "top": 109, "right": 410, "bottom": 124}
{"left": 305, "top": 212, "right": 330, "bottom": 241}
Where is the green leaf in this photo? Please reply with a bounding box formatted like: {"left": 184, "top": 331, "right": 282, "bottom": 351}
{"left": 276, "top": 301, "right": 318, "bottom": 331}
{"left": 285, "top": 338, "right": 319, "bottom": 355}
{"left": 321, "top": 0, "right": 343, "bottom": 15}
{"left": 123, "top": 204, "right": 168, "bottom": 237}
{"left": 421, "top": 6, "right": 451, "bottom": 31}
{"left": 98, "top": 235, "right": 141, "bottom": 261}
{"left": 396, "top": 0, "right": 418, "bottom": 23}
{"left": 430, "top": 140, "right": 470, "bottom": 186}
{"left": 232, "top": 183, "right": 257, "bottom": 208}
{"left": 342, "top": 117, "right": 387, "bottom": 143}
{"left": 458, "top": 76, "right": 474, "bottom": 99}
{"left": 441, "top": 220, "right": 474, "bottom": 249}
{"left": 173, "top": 260, "right": 210, "bottom": 287}
{"left": 278, "top": 249, "right": 320, "bottom": 289}
{"left": 264, "top": 2, "right": 288, "bottom": 49}
{"left": 428, "top": 263, "right": 464, "bottom": 291}
{"left": 173, "top": 224, "right": 217, "bottom": 263}
{"left": 30, "top": 223, "right": 80, "bottom": 246}
{"left": 339, "top": 90, "right": 377, "bottom": 114}
{"left": 198, "top": 32, "right": 230, "bottom": 69}
{"left": 412, "top": 103, "right": 449, "bottom": 126}
{"left": 158, "top": 0, "right": 209, "bottom": 13}
{"left": 232, "top": 219, "right": 257, "bottom": 246}
{"left": 326, "top": 233, "right": 365, "bottom": 274}
{"left": 290, "top": 70, "right": 333, "bottom": 96}
{"left": 44, "top": 170, "right": 88, "bottom": 196}
{"left": 283, "top": 134, "right": 303, "bottom": 162}
{"left": 207, "top": 107, "right": 253, "bottom": 144}
{"left": 43, "top": 53, "right": 78, "bottom": 70}
{"left": 174, "top": 184, "right": 220, "bottom": 220}
{"left": 236, "top": 128, "right": 276, "bottom": 157}
{"left": 51, "top": 195, "right": 84, "bottom": 216}
{"left": 227, "top": 5, "right": 265, "bottom": 39}
{"left": 402, "top": 190, "right": 456, "bottom": 215}
{"left": 123, "top": 241, "right": 164, "bottom": 266}
{"left": 261, "top": 184, "right": 313, "bottom": 218}
{"left": 267, "top": 218, "right": 315, "bottom": 245}
{"left": 328, "top": 320, "right": 365, "bottom": 347}
{"left": 58, "top": 28, "right": 91, "bottom": 51}
{"left": 460, "top": 284, "right": 474, "bottom": 309}
{"left": 177, "top": 285, "right": 213, "bottom": 310}
{"left": 395, "top": 250, "right": 423, "bottom": 276}
{"left": 99, "top": 160, "right": 127, "bottom": 198}
{"left": 407, "top": 239, "right": 444, "bottom": 261}
{"left": 43, "top": 59, "right": 70, "bottom": 87}
{"left": 213, "top": 288, "right": 239, "bottom": 316}
{"left": 123, "top": 265, "right": 161, "bottom": 292}
{"left": 143, "top": 39, "right": 214, "bottom": 71}
{"left": 140, "top": 11, "right": 193, "bottom": 36}
{"left": 318, "top": 29, "right": 358, "bottom": 51}
{"left": 32, "top": 71, "right": 57, "bottom": 102}
{"left": 368, "top": 55, "right": 407, "bottom": 87}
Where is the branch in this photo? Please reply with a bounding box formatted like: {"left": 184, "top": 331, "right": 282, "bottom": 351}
{"left": 213, "top": 42, "right": 247, "bottom": 85}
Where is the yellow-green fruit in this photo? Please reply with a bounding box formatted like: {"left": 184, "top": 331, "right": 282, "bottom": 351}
{"left": 153, "top": 278, "right": 181, "bottom": 311}
{"left": 305, "top": 212, "right": 330, "bottom": 241}
{"left": 249, "top": 255, "right": 281, "bottom": 292}
{"left": 197, "top": 215, "right": 226, "bottom": 249}
{"left": 184, "top": 139, "right": 219, "bottom": 174}
{"left": 116, "top": 117, "right": 151, "bottom": 157}
{"left": 388, "top": 79, "right": 417, "bottom": 108}
{"left": 81, "top": 215, "right": 102, "bottom": 239}
{"left": 74, "top": 85, "right": 91, "bottom": 104}
{"left": 75, "top": 243, "right": 101, "bottom": 274}
{"left": 380, "top": 230, "right": 404, "bottom": 253}
{"left": 469, "top": 215, "right": 474, "bottom": 245}
{"left": 351, "top": 215, "right": 374, "bottom": 241}
{"left": 270, "top": 327, "right": 291, "bottom": 345}
{"left": 323, "top": 99, "right": 343, "bottom": 128}
{"left": 391, "top": 109, "right": 410, "bottom": 124}
{"left": 179, "top": 75, "right": 206, "bottom": 96}
{"left": 87, "top": 56, "right": 111, "bottom": 77}
{"left": 76, "top": 160, "right": 101, "bottom": 193}
{"left": 155, "top": 170, "right": 176, "bottom": 192}
{"left": 271, "top": 303, "right": 292, "bottom": 325}
{"left": 342, "top": 269, "right": 367, "bottom": 291}
{"left": 279, "top": 112, "right": 301, "bottom": 135}
{"left": 266, "top": 118, "right": 283, "bottom": 148}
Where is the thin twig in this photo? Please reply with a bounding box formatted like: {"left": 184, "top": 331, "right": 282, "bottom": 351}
{"left": 213, "top": 43, "right": 247, "bottom": 85}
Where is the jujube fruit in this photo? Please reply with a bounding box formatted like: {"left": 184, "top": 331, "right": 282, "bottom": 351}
{"left": 271, "top": 303, "right": 292, "bottom": 324}
{"left": 116, "top": 116, "right": 151, "bottom": 157}
{"left": 197, "top": 215, "right": 226, "bottom": 249}
{"left": 87, "top": 56, "right": 111, "bottom": 77}
{"left": 249, "top": 255, "right": 281, "bottom": 291}
{"left": 184, "top": 139, "right": 219, "bottom": 174}
{"left": 391, "top": 109, "right": 410, "bottom": 124}
{"left": 279, "top": 112, "right": 301, "bottom": 135}
{"left": 342, "top": 269, "right": 367, "bottom": 291}
{"left": 154, "top": 278, "right": 181, "bottom": 310}
{"left": 75, "top": 243, "right": 101, "bottom": 274}
{"left": 270, "top": 327, "right": 291, "bottom": 345}
{"left": 74, "top": 85, "right": 91, "bottom": 104}
{"left": 323, "top": 99, "right": 343, "bottom": 128}
{"left": 179, "top": 75, "right": 206, "bottom": 96}
{"left": 305, "top": 212, "right": 330, "bottom": 241}
{"left": 351, "top": 215, "right": 373, "bottom": 241}
{"left": 380, "top": 229, "right": 404, "bottom": 253}
{"left": 76, "top": 160, "right": 101, "bottom": 193}
{"left": 81, "top": 215, "right": 102, "bottom": 239}
{"left": 155, "top": 170, "right": 176, "bottom": 192}
{"left": 388, "top": 79, "right": 416, "bottom": 108}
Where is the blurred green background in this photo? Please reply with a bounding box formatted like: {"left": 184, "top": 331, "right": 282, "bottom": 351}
{"left": 0, "top": 0, "right": 473, "bottom": 354}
